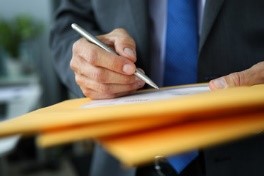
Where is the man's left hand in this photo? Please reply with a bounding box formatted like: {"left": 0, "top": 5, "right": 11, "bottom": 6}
{"left": 209, "top": 61, "right": 264, "bottom": 90}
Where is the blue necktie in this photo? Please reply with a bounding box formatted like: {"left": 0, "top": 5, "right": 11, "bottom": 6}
{"left": 164, "top": 0, "right": 198, "bottom": 86}
{"left": 164, "top": 0, "right": 199, "bottom": 173}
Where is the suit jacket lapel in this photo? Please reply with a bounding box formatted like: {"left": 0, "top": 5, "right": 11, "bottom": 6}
{"left": 127, "top": 0, "right": 149, "bottom": 40}
{"left": 127, "top": 0, "right": 151, "bottom": 72}
{"left": 199, "top": 0, "right": 225, "bottom": 52}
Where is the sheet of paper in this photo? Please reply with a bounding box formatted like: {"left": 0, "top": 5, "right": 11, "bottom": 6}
{"left": 82, "top": 85, "right": 210, "bottom": 108}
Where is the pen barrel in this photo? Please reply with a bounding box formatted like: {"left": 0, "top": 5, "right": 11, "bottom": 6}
{"left": 72, "top": 23, "right": 116, "bottom": 54}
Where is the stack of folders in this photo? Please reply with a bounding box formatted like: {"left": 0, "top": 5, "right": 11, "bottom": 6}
{"left": 0, "top": 84, "right": 264, "bottom": 167}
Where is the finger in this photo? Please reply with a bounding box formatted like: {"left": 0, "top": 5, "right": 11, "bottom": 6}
{"left": 73, "top": 38, "right": 136, "bottom": 75}
{"left": 209, "top": 71, "right": 249, "bottom": 90}
{"left": 70, "top": 53, "right": 87, "bottom": 75}
{"left": 78, "top": 78, "right": 145, "bottom": 99}
{"left": 71, "top": 51, "right": 139, "bottom": 84}
{"left": 80, "top": 82, "right": 144, "bottom": 99}
{"left": 80, "top": 78, "right": 144, "bottom": 95}
{"left": 78, "top": 63, "right": 140, "bottom": 84}
{"left": 209, "top": 61, "right": 264, "bottom": 90}
{"left": 81, "top": 88, "right": 137, "bottom": 100}
{"left": 98, "top": 28, "right": 137, "bottom": 62}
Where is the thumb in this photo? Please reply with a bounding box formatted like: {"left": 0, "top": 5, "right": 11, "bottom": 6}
{"left": 209, "top": 68, "right": 249, "bottom": 90}
{"left": 209, "top": 61, "right": 264, "bottom": 90}
{"left": 98, "top": 28, "right": 137, "bottom": 62}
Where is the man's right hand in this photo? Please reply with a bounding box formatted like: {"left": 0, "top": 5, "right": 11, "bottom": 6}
{"left": 70, "top": 28, "right": 145, "bottom": 99}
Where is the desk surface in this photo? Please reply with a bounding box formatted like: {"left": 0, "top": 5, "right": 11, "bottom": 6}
{"left": 0, "top": 76, "right": 41, "bottom": 118}
{"left": 0, "top": 77, "right": 42, "bottom": 157}
{"left": 0, "top": 136, "right": 20, "bottom": 156}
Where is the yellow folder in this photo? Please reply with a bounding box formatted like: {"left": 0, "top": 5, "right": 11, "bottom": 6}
{"left": 99, "top": 112, "right": 264, "bottom": 166}
{"left": 0, "top": 84, "right": 263, "bottom": 137}
{"left": 0, "top": 84, "right": 263, "bottom": 166}
{"left": 37, "top": 116, "right": 182, "bottom": 148}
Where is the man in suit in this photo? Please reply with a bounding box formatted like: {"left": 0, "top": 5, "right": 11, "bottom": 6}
{"left": 50, "top": 0, "right": 264, "bottom": 176}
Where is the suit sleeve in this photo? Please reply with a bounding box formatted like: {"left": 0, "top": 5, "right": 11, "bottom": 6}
{"left": 49, "top": 0, "right": 101, "bottom": 97}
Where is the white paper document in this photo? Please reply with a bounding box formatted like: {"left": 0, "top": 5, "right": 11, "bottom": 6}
{"left": 82, "top": 85, "right": 210, "bottom": 109}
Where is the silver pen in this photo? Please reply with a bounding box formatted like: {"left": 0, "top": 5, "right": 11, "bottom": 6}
{"left": 71, "top": 23, "right": 159, "bottom": 89}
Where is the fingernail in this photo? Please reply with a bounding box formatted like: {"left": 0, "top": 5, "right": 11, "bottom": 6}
{"left": 212, "top": 77, "right": 228, "bottom": 89}
{"left": 124, "top": 48, "right": 135, "bottom": 58}
{"left": 123, "top": 64, "right": 135, "bottom": 74}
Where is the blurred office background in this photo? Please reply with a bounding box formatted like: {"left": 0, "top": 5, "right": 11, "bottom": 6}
{"left": 0, "top": 0, "right": 91, "bottom": 176}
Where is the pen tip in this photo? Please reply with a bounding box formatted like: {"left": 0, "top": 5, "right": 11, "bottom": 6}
{"left": 153, "top": 85, "right": 160, "bottom": 90}
{"left": 149, "top": 82, "right": 159, "bottom": 89}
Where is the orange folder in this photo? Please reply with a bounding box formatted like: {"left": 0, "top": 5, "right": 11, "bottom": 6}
{"left": 37, "top": 116, "right": 181, "bottom": 148}
{"left": 0, "top": 84, "right": 263, "bottom": 167}
{"left": 0, "top": 84, "right": 263, "bottom": 138}
{"left": 99, "top": 112, "right": 264, "bottom": 166}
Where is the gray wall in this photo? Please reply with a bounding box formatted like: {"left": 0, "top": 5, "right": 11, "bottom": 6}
{"left": 0, "top": 0, "right": 52, "bottom": 20}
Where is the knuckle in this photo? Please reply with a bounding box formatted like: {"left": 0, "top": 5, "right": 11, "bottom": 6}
{"left": 69, "top": 58, "right": 76, "bottom": 70}
{"left": 72, "top": 39, "right": 81, "bottom": 53}
{"left": 82, "top": 88, "right": 92, "bottom": 98}
{"left": 113, "top": 28, "right": 126, "bottom": 34}
{"left": 119, "top": 37, "right": 135, "bottom": 47}
{"left": 90, "top": 69, "right": 106, "bottom": 83}
{"left": 73, "top": 39, "right": 99, "bottom": 65}
{"left": 123, "top": 76, "right": 136, "bottom": 84}
{"left": 112, "top": 28, "right": 133, "bottom": 42}
{"left": 75, "top": 74, "right": 83, "bottom": 85}
{"left": 85, "top": 49, "right": 98, "bottom": 64}
{"left": 229, "top": 72, "right": 241, "bottom": 86}
{"left": 131, "top": 82, "right": 142, "bottom": 90}
{"left": 97, "top": 83, "right": 112, "bottom": 94}
{"left": 109, "top": 57, "right": 124, "bottom": 71}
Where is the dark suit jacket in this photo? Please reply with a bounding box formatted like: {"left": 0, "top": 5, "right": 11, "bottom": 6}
{"left": 50, "top": 0, "right": 264, "bottom": 176}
